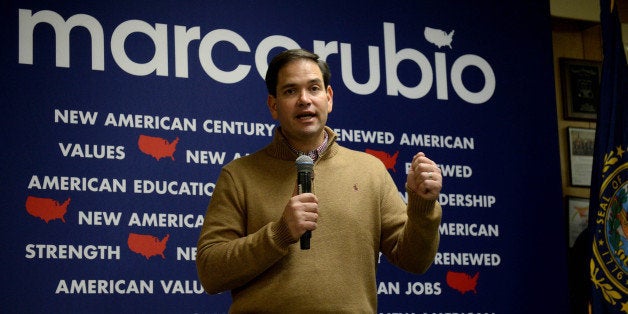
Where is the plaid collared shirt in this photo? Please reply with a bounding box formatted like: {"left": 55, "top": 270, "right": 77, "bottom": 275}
{"left": 287, "top": 131, "right": 329, "bottom": 162}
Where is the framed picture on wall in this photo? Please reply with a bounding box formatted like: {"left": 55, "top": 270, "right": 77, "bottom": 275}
{"left": 566, "top": 196, "right": 589, "bottom": 248}
{"left": 567, "top": 127, "right": 596, "bottom": 187}
{"left": 560, "top": 58, "right": 601, "bottom": 121}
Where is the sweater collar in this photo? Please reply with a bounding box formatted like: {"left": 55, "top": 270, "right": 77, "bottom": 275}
{"left": 283, "top": 130, "right": 328, "bottom": 162}
{"left": 265, "top": 126, "right": 339, "bottom": 162}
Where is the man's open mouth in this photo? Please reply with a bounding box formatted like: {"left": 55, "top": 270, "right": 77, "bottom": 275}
{"left": 296, "top": 113, "right": 316, "bottom": 120}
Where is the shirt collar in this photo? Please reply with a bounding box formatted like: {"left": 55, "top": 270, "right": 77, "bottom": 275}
{"left": 284, "top": 129, "right": 329, "bottom": 162}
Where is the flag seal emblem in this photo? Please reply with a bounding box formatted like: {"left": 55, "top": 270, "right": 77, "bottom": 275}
{"left": 591, "top": 145, "right": 628, "bottom": 309}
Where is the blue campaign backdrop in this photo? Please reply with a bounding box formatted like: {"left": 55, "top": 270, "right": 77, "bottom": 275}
{"left": 1, "top": 1, "right": 568, "bottom": 313}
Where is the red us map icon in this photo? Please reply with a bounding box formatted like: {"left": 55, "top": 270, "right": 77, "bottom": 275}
{"left": 446, "top": 270, "right": 479, "bottom": 294}
{"left": 365, "top": 149, "right": 399, "bottom": 172}
{"left": 127, "top": 233, "right": 170, "bottom": 259}
{"left": 137, "top": 135, "right": 179, "bottom": 161}
{"left": 25, "top": 196, "right": 70, "bottom": 223}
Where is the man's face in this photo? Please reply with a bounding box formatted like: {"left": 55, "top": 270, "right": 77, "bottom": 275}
{"left": 267, "top": 59, "right": 333, "bottom": 149}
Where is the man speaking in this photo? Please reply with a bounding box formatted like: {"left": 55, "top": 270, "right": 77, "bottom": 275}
{"left": 196, "top": 49, "right": 442, "bottom": 312}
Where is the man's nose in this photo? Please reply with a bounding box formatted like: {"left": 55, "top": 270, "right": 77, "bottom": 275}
{"left": 297, "top": 89, "right": 312, "bottom": 106}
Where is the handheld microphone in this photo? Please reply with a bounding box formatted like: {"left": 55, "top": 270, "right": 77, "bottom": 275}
{"left": 295, "top": 155, "right": 314, "bottom": 250}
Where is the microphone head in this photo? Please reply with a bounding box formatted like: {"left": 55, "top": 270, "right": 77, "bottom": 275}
{"left": 295, "top": 155, "right": 314, "bottom": 173}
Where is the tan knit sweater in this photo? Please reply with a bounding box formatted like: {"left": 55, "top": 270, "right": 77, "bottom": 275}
{"left": 196, "top": 127, "right": 441, "bottom": 313}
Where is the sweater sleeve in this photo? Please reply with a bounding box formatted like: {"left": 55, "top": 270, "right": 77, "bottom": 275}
{"left": 196, "top": 168, "right": 294, "bottom": 294}
{"left": 380, "top": 172, "right": 442, "bottom": 274}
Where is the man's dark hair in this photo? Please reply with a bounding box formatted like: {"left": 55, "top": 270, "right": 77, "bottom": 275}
{"left": 265, "top": 49, "right": 331, "bottom": 97}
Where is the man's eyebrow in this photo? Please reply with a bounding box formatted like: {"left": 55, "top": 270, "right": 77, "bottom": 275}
{"left": 279, "top": 79, "right": 323, "bottom": 90}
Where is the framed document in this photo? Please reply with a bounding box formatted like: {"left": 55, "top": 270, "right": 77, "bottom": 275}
{"left": 560, "top": 58, "right": 601, "bottom": 121}
{"left": 566, "top": 197, "right": 589, "bottom": 248}
{"left": 567, "top": 127, "right": 595, "bottom": 187}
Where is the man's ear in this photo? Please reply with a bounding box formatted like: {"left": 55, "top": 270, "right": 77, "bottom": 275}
{"left": 267, "top": 95, "right": 278, "bottom": 120}
{"left": 326, "top": 85, "right": 334, "bottom": 113}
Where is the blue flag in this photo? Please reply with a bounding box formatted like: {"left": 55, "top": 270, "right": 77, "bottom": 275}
{"left": 589, "top": 0, "right": 628, "bottom": 313}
